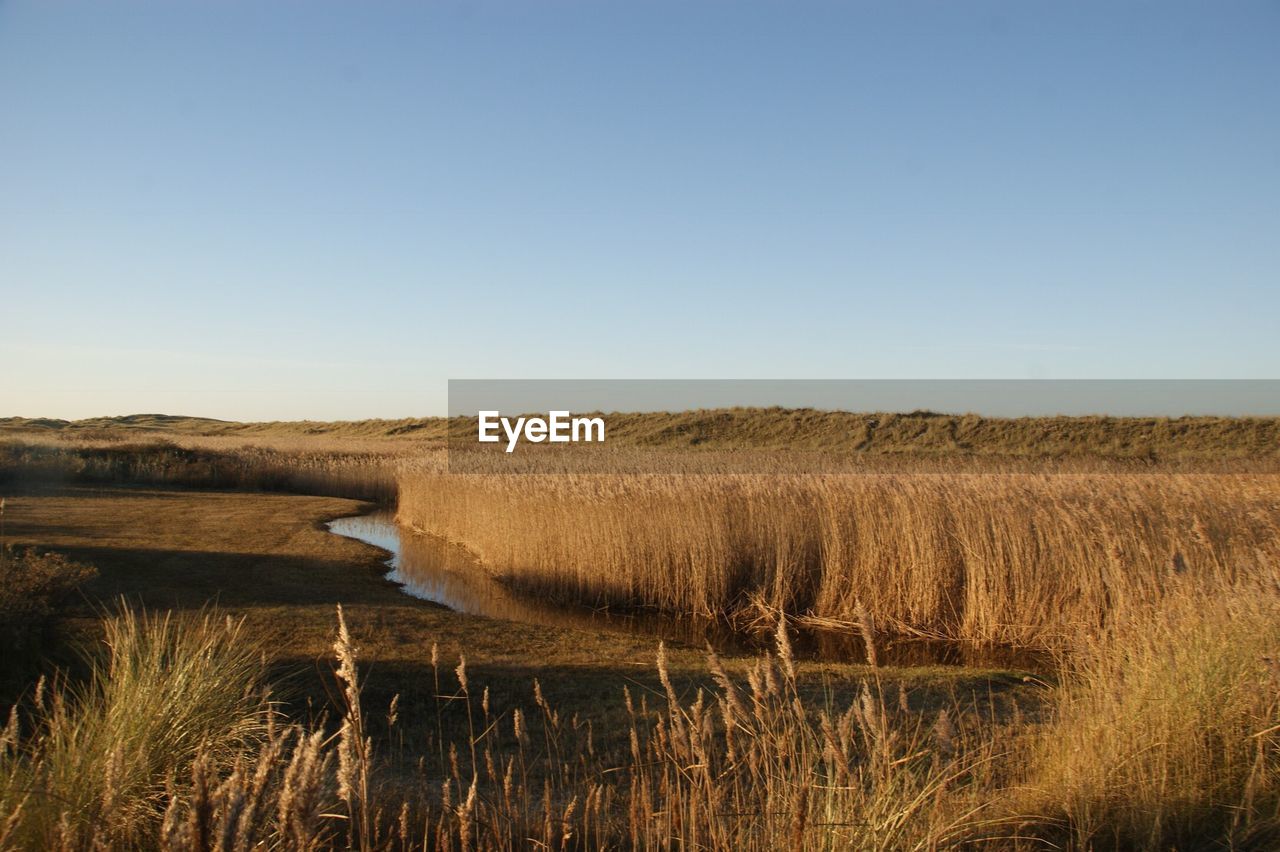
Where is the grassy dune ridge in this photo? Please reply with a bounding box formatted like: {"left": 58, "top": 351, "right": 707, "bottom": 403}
{"left": 6, "top": 408, "right": 1280, "bottom": 460}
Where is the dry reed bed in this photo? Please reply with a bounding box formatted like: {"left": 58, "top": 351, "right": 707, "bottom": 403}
{"left": 1027, "top": 588, "right": 1280, "bottom": 847}
{"left": 0, "top": 605, "right": 1036, "bottom": 850}
{"left": 5, "top": 592, "right": 1279, "bottom": 850}
{"left": 398, "top": 472, "right": 1280, "bottom": 651}
{"left": 0, "top": 437, "right": 404, "bottom": 504}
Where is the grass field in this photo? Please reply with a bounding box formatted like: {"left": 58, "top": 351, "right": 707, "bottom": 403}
{"left": 0, "top": 484, "right": 1029, "bottom": 850}
{"left": 2, "top": 412, "right": 1279, "bottom": 849}
{"left": 399, "top": 470, "right": 1280, "bottom": 651}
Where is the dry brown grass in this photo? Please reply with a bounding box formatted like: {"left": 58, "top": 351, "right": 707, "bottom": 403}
{"left": 3, "top": 417, "right": 1279, "bottom": 848}
{"left": 6, "top": 592, "right": 1276, "bottom": 850}
{"left": 399, "top": 471, "right": 1280, "bottom": 652}
{"left": 1016, "top": 586, "right": 1280, "bottom": 848}
{"left": 0, "top": 436, "right": 405, "bottom": 503}
{"left": 1, "top": 605, "right": 1017, "bottom": 851}
{"left": 1, "top": 607, "right": 273, "bottom": 849}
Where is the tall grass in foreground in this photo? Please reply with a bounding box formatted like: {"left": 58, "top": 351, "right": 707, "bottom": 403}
{"left": 1022, "top": 587, "right": 1280, "bottom": 848}
{"left": 399, "top": 472, "right": 1280, "bottom": 651}
{"left": 0, "top": 605, "right": 1003, "bottom": 850}
{"left": 0, "top": 609, "right": 271, "bottom": 849}
{"left": 4, "top": 591, "right": 1280, "bottom": 849}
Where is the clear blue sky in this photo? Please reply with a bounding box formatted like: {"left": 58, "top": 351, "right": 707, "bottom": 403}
{"left": 2, "top": 1, "right": 1277, "bottom": 420}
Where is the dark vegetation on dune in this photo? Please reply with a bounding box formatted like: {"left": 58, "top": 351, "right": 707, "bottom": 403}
{"left": 5, "top": 408, "right": 1279, "bottom": 461}
{"left": 0, "top": 439, "right": 397, "bottom": 504}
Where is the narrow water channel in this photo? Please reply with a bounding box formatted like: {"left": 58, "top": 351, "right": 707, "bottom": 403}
{"left": 328, "top": 509, "right": 742, "bottom": 648}
{"left": 328, "top": 510, "right": 1045, "bottom": 670}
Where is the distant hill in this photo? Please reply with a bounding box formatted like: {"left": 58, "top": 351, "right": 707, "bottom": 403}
{"left": 2, "top": 409, "right": 1278, "bottom": 461}
{"left": 0, "top": 414, "right": 231, "bottom": 432}
{"left": 0, "top": 414, "right": 433, "bottom": 438}
{"left": 594, "top": 408, "right": 1280, "bottom": 459}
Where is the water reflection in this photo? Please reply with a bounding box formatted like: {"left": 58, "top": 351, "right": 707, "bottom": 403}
{"left": 328, "top": 511, "right": 726, "bottom": 646}
{"left": 327, "top": 511, "right": 1045, "bottom": 669}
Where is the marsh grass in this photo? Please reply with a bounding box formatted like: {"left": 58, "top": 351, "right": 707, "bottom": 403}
{"left": 1, "top": 607, "right": 272, "bottom": 849}
{"left": 3, "top": 590, "right": 1279, "bottom": 850}
{"left": 1020, "top": 586, "right": 1280, "bottom": 848}
{"left": 0, "top": 438, "right": 399, "bottom": 503}
{"left": 1, "top": 604, "right": 1015, "bottom": 851}
{"left": 4, "top": 425, "right": 1280, "bottom": 848}
{"left": 399, "top": 471, "right": 1280, "bottom": 652}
